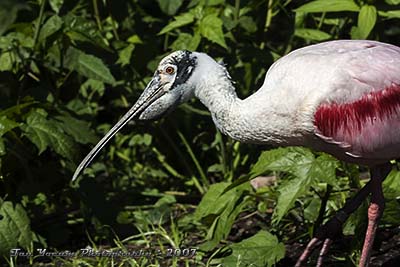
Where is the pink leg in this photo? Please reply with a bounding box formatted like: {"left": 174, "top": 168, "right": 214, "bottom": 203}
{"left": 359, "top": 165, "right": 391, "bottom": 267}
{"left": 295, "top": 163, "right": 392, "bottom": 267}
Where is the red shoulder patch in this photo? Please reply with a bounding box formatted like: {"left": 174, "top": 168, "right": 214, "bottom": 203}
{"left": 314, "top": 84, "right": 400, "bottom": 138}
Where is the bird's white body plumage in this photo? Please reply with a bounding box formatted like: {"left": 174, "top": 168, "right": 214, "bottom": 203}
{"left": 189, "top": 40, "right": 400, "bottom": 166}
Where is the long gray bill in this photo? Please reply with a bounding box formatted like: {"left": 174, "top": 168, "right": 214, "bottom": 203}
{"left": 72, "top": 79, "right": 165, "bottom": 182}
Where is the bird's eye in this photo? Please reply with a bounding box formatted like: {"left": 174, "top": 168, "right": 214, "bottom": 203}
{"left": 165, "top": 66, "right": 175, "bottom": 75}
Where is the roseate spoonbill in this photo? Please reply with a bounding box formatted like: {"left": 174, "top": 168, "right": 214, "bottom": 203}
{"left": 72, "top": 40, "right": 400, "bottom": 267}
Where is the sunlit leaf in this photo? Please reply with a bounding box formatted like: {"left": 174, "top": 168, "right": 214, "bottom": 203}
{"left": 39, "top": 15, "right": 63, "bottom": 44}
{"left": 295, "top": 0, "right": 359, "bottom": 13}
{"left": 195, "top": 182, "right": 251, "bottom": 251}
{"left": 0, "top": 52, "right": 12, "bottom": 71}
{"left": 159, "top": 12, "right": 195, "bottom": 35}
{"left": 65, "top": 47, "right": 116, "bottom": 84}
{"left": 171, "top": 32, "right": 201, "bottom": 51}
{"left": 378, "top": 10, "right": 400, "bottom": 19}
{"left": 295, "top": 28, "right": 331, "bottom": 41}
{"left": 249, "top": 147, "right": 339, "bottom": 223}
{"left": 351, "top": 5, "right": 377, "bottom": 39}
{"left": 199, "top": 14, "right": 227, "bottom": 49}
{"left": 385, "top": 0, "right": 400, "bottom": 4}
{"left": 157, "top": 0, "right": 184, "bottom": 15}
{"left": 221, "top": 230, "right": 285, "bottom": 267}
{"left": 117, "top": 44, "right": 135, "bottom": 66}
{"left": 49, "top": 0, "right": 63, "bottom": 13}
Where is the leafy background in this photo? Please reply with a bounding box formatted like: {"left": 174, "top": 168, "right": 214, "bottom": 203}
{"left": 0, "top": 0, "right": 400, "bottom": 266}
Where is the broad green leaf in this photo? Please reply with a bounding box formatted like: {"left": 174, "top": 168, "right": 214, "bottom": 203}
{"left": 385, "top": 0, "right": 400, "bottom": 4}
{"left": 221, "top": 230, "right": 285, "bottom": 267}
{"left": 379, "top": 10, "right": 400, "bottom": 19}
{"left": 0, "top": 0, "right": 29, "bottom": 36}
{"left": 39, "top": 15, "right": 63, "bottom": 44}
{"left": 157, "top": 0, "right": 184, "bottom": 15}
{"left": 239, "top": 16, "right": 257, "bottom": 33}
{"left": 295, "top": 0, "right": 360, "bottom": 13}
{"left": 195, "top": 182, "right": 251, "bottom": 251}
{"left": 80, "top": 79, "right": 105, "bottom": 97}
{"left": 274, "top": 174, "right": 313, "bottom": 223}
{"left": 21, "top": 109, "right": 77, "bottom": 161}
{"left": 159, "top": 13, "right": 195, "bottom": 35}
{"left": 49, "top": 0, "right": 63, "bottom": 13}
{"left": 0, "top": 116, "right": 18, "bottom": 155}
{"left": 382, "top": 169, "right": 400, "bottom": 224}
{"left": 351, "top": 5, "right": 377, "bottom": 39}
{"left": 117, "top": 44, "right": 135, "bottom": 66}
{"left": 295, "top": 28, "right": 331, "bottom": 41}
{"left": 171, "top": 32, "right": 201, "bottom": 51}
{"left": 0, "top": 116, "right": 18, "bottom": 137}
{"left": 249, "top": 147, "right": 339, "bottom": 223}
{"left": 127, "top": 34, "right": 143, "bottom": 44}
{"left": 199, "top": 14, "right": 227, "bottom": 48}
{"left": 65, "top": 47, "right": 116, "bottom": 84}
{"left": 55, "top": 115, "right": 98, "bottom": 144}
{"left": 0, "top": 32, "right": 34, "bottom": 49}
{"left": 0, "top": 200, "right": 34, "bottom": 255}
{"left": 0, "top": 52, "right": 12, "bottom": 71}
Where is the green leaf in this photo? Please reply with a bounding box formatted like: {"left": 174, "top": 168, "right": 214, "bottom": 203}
{"left": 0, "top": 0, "right": 29, "bottom": 36}
{"left": 159, "top": 13, "right": 195, "bottom": 35}
{"left": 239, "top": 16, "right": 257, "bottom": 33}
{"left": 39, "top": 15, "right": 63, "bottom": 44}
{"left": 127, "top": 34, "right": 143, "bottom": 44}
{"left": 55, "top": 115, "right": 98, "bottom": 144}
{"left": 0, "top": 52, "right": 12, "bottom": 71}
{"left": 157, "top": 0, "right": 184, "bottom": 15}
{"left": 80, "top": 78, "right": 105, "bottom": 97}
{"left": 221, "top": 230, "right": 285, "bottom": 267}
{"left": 378, "top": 10, "right": 400, "bottom": 19}
{"left": 0, "top": 200, "right": 34, "bottom": 255}
{"left": 382, "top": 170, "right": 400, "bottom": 224}
{"left": 199, "top": 14, "right": 227, "bottom": 48}
{"left": 0, "top": 116, "right": 18, "bottom": 137}
{"left": 49, "top": 0, "right": 63, "bottom": 13}
{"left": 195, "top": 182, "right": 251, "bottom": 251}
{"left": 249, "top": 147, "right": 339, "bottom": 223}
{"left": 171, "top": 32, "right": 201, "bottom": 51}
{"left": 351, "top": 5, "right": 377, "bottom": 39}
{"left": 385, "top": 0, "right": 400, "bottom": 4}
{"left": 65, "top": 47, "right": 116, "bottom": 84}
{"left": 295, "top": 28, "right": 331, "bottom": 41}
{"left": 21, "top": 109, "right": 77, "bottom": 161}
{"left": 295, "top": 0, "right": 360, "bottom": 13}
{"left": 117, "top": 44, "right": 135, "bottom": 66}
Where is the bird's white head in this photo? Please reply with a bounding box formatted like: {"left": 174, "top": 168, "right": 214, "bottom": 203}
{"left": 72, "top": 50, "right": 204, "bottom": 181}
{"left": 138, "top": 50, "right": 198, "bottom": 120}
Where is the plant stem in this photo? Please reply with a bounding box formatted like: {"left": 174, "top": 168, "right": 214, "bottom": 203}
{"left": 177, "top": 130, "right": 209, "bottom": 189}
{"left": 265, "top": 0, "right": 273, "bottom": 31}
{"left": 234, "top": 0, "right": 240, "bottom": 23}
{"left": 33, "top": 0, "right": 47, "bottom": 49}
{"left": 92, "top": 0, "right": 102, "bottom": 31}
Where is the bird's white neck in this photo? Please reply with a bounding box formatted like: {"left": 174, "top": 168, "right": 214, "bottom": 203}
{"left": 190, "top": 53, "right": 302, "bottom": 145}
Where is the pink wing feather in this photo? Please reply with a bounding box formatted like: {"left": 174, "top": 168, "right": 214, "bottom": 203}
{"left": 313, "top": 42, "right": 400, "bottom": 157}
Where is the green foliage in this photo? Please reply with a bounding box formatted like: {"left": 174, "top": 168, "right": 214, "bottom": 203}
{"left": 0, "top": 199, "right": 34, "bottom": 255}
{"left": 220, "top": 230, "right": 285, "bottom": 267}
{"left": 0, "top": 0, "right": 399, "bottom": 266}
